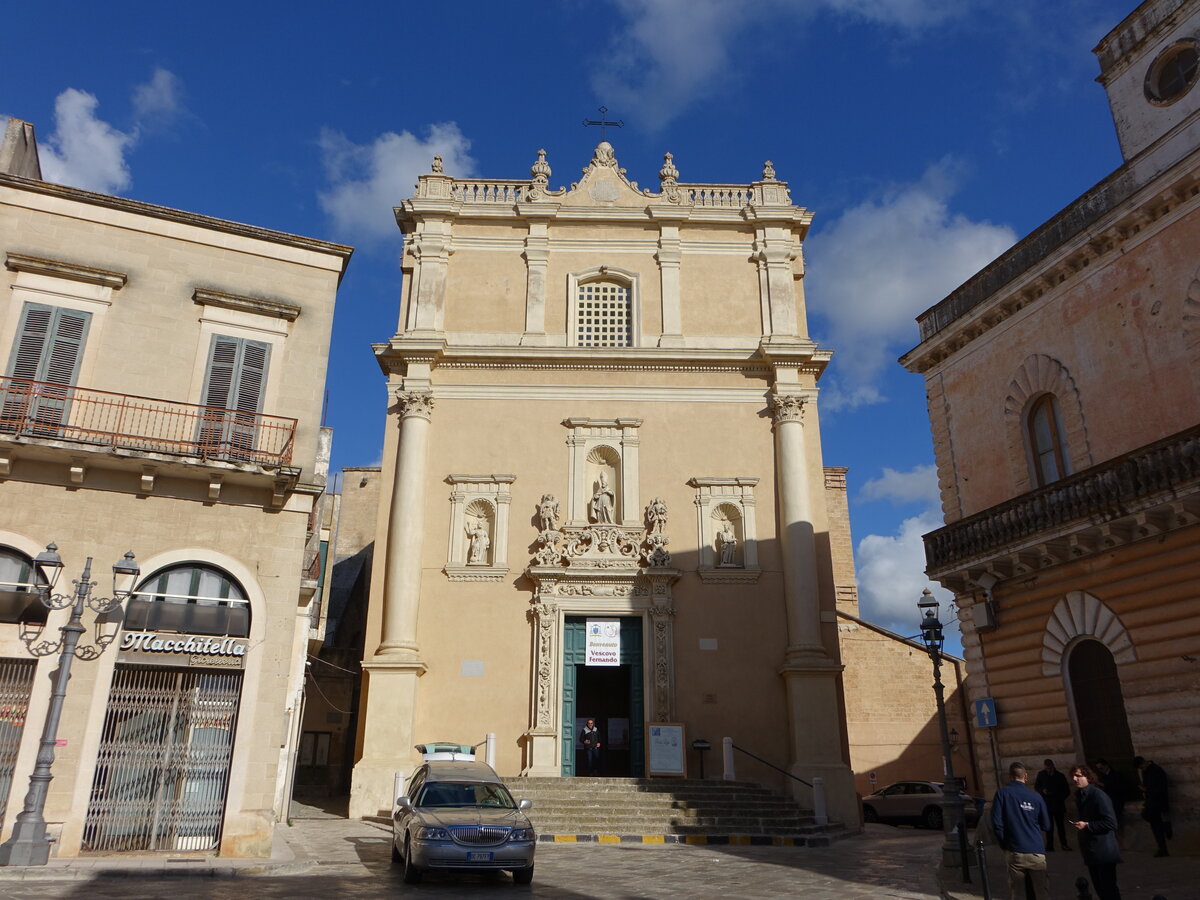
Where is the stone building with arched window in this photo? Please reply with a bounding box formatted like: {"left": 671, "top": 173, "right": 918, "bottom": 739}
{"left": 901, "top": 0, "right": 1200, "bottom": 851}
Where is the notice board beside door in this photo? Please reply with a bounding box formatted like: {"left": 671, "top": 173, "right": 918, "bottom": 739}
{"left": 646, "top": 723, "right": 686, "bottom": 777}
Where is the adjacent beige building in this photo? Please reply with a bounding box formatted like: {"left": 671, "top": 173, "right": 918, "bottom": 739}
{"left": 0, "top": 119, "right": 350, "bottom": 856}
{"left": 902, "top": 0, "right": 1200, "bottom": 849}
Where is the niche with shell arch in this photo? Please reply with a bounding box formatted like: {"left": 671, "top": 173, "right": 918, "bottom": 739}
{"left": 1003, "top": 354, "right": 1091, "bottom": 494}
{"left": 463, "top": 498, "right": 495, "bottom": 566}
{"left": 585, "top": 445, "right": 621, "bottom": 525}
{"left": 711, "top": 503, "right": 743, "bottom": 567}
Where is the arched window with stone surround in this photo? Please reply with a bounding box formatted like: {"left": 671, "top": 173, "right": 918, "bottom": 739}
{"left": 124, "top": 562, "right": 250, "bottom": 638}
{"left": 1026, "top": 393, "right": 1070, "bottom": 486}
{"left": 568, "top": 266, "right": 639, "bottom": 348}
{"left": 1004, "top": 355, "right": 1091, "bottom": 494}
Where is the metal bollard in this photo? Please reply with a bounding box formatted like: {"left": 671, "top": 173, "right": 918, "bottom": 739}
{"left": 974, "top": 840, "right": 991, "bottom": 900}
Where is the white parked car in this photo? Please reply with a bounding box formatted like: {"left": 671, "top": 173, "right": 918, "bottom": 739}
{"left": 862, "top": 780, "right": 981, "bottom": 829}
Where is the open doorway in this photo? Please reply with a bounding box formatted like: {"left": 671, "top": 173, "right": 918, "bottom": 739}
{"left": 562, "top": 616, "right": 644, "bottom": 776}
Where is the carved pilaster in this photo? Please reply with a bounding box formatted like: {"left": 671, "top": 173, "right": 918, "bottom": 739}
{"left": 649, "top": 604, "right": 675, "bottom": 722}
{"left": 532, "top": 599, "right": 560, "bottom": 728}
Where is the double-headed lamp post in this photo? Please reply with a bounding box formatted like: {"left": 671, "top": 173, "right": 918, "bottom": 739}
{"left": 0, "top": 544, "right": 139, "bottom": 867}
{"left": 917, "top": 588, "right": 970, "bottom": 883}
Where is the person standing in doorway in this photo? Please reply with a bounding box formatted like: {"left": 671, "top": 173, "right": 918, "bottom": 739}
{"left": 1094, "top": 759, "right": 1127, "bottom": 835}
{"left": 1135, "top": 756, "right": 1171, "bottom": 857}
{"left": 1035, "top": 758, "right": 1071, "bottom": 850}
{"left": 1071, "top": 764, "right": 1123, "bottom": 900}
{"left": 580, "top": 718, "right": 602, "bottom": 776}
{"left": 992, "top": 761, "right": 1051, "bottom": 900}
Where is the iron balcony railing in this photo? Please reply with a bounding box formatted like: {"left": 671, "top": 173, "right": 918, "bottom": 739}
{"left": 924, "top": 423, "right": 1200, "bottom": 572}
{"left": 0, "top": 376, "right": 296, "bottom": 467}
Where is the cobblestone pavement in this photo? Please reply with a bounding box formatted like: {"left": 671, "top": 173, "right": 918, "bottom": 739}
{"left": 0, "top": 819, "right": 944, "bottom": 899}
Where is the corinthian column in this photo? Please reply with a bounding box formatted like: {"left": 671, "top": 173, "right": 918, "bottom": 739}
{"left": 351, "top": 388, "right": 432, "bottom": 818}
{"left": 379, "top": 389, "right": 434, "bottom": 657}
{"left": 769, "top": 390, "right": 856, "bottom": 827}
{"left": 771, "top": 393, "right": 824, "bottom": 659}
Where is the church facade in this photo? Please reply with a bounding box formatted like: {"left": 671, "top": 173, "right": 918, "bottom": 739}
{"left": 351, "top": 143, "right": 860, "bottom": 823}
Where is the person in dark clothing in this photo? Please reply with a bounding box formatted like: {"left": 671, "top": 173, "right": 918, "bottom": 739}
{"left": 1034, "top": 758, "right": 1071, "bottom": 850}
{"left": 1135, "top": 755, "right": 1171, "bottom": 857}
{"left": 992, "top": 761, "right": 1051, "bottom": 900}
{"left": 1071, "top": 764, "right": 1123, "bottom": 900}
{"left": 1094, "top": 759, "right": 1126, "bottom": 833}
{"left": 579, "top": 718, "right": 602, "bottom": 776}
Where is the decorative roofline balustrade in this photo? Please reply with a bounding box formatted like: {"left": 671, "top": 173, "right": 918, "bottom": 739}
{"left": 0, "top": 376, "right": 297, "bottom": 468}
{"left": 924, "top": 424, "right": 1200, "bottom": 573}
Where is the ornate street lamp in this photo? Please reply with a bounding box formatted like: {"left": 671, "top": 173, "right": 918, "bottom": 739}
{"left": 0, "top": 545, "right": 139, "bottom": 866}
{"left": 918, "top": 588, "right": 971, "bottom": 883}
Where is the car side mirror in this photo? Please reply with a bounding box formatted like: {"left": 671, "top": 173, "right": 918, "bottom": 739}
{"left": 396, "top": 795, "right": 413, "bottom": 809}
{"left": 518, "top": 799, "right": 533, "bottom": 810}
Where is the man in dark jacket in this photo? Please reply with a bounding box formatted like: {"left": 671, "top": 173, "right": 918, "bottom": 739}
{"left": 1135, "top": 755, "right": 1170, "bottom": 857}
{"left": 1094, "top": 759, "right": 1126, "bottom": 832}
{"left": 1034, "top": 758, "right": 1071, "bottom": 850}
{"left": 1071, "top": 764, "right": 1123, "bottom": 900}
{"left": 992, "top": 762, "right": 1052, "bottom": 900}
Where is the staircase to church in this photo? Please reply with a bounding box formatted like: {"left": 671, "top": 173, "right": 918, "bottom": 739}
{"left": 503, "top": 777, "right": 855, "bottom": 845}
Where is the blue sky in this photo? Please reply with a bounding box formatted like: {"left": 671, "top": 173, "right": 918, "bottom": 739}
{"left": 1, "top": 0, "right": 1136, "bottom": 647}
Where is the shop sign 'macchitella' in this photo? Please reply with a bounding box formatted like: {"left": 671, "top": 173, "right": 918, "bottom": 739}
{"left": 118, "top": 631, "right": 248, "bottom": 668}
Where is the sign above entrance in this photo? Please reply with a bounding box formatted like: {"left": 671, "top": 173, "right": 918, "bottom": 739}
{"left": 118, "top": 631, "right": 247, "bottom": 669}
{"left": 585, "top": 619, "right": 620, "bottom": 666}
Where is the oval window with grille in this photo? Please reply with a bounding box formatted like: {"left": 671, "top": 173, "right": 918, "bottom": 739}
{"left": 1144, "top": 39, "right": 1199, "bottom": 105}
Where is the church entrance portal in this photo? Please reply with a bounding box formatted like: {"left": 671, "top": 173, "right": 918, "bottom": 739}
{"left": 561, "top": 616, "right": 643, "bottom": 777}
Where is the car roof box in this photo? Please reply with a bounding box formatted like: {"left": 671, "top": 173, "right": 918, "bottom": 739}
{"left": 416, "top": 742, "right": 476, "bottom": 761}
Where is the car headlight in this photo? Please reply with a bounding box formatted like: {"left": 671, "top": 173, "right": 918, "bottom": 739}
{"left": 416, "top": 826, "right": 450, "bottom": 840}
{"left": 508, "top": 828, "right": 535, "bottom": 842}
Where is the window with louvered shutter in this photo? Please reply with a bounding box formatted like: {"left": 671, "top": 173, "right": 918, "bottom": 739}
{"left": 198, "top": 335, "right": 271, "bottom": 460}
{"left": 3, "top": 303, "right": 91, "bottom": 434}
{"left": 5, "top": 303, "right": 91, "bottom": 384}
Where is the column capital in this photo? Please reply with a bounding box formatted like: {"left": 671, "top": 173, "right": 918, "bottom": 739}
{"left": 396, "top": 389, "right": 434, "bottom": 420}
{"left": 770, "top": 392, "right": 806, "bottom": 425}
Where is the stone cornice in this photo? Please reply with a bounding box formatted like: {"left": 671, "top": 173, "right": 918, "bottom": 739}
{"left": 193, "top": 288, "right": 301, "bottom": 321}
{"left": 0, "top": 173, "right": 353, "bottom": 266}
{"left": 5, "top": 253, "right": 126, "bottom": 288}
{"left": 902, "top": 152, "right": 1200, "bottom": 374}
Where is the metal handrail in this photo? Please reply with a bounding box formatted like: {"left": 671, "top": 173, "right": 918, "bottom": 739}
{"left": 731, "top": 743, "right": 812, "bottom": 788}
{"left": 0, "top": 376, "right": 297, "bottom": 467}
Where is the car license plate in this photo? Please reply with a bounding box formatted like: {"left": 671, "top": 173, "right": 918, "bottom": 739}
{"left": 467, "top": 851, "right": 493, "bottom": 862}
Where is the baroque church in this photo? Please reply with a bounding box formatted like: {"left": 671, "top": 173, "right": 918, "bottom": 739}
{"left": 344, "top": 141, "right": 971, "bottom": 824}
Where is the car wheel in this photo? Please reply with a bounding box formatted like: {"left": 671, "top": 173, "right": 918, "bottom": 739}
{"left": 863, "top": 806, "right": 879, "bottom": 824}
{"left": 403, "top": 837, "right": 423, "bottom": 884}
{"left": 512, "top": 864, "right": 534, "bottom": 885}
{"left": 923, "top": 806, "right": 943, "bottom": 830}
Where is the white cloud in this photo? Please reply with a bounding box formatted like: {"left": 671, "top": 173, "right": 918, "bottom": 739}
{"left": 317, "top": 123, "right": 476, "bottom": 245}
{"left": 805, "top": 159, "right": 1016, "bottom": 409}
{"left": 39, "top": 89, "right": 134, "bottom": 194}
{"left": 595, "top": 0, "right": 959, "bottom": 126}
{"left": 860, "top": 464, "right": 940, "bottom": 506}
{"left": 37, "top": 70, "right": 184, "bottom": 195}
{"left": 855, "top": 509, "right": 957, "bottom": 637}
{"left": 131, "top": 68, "right": 184, "bottom": 130}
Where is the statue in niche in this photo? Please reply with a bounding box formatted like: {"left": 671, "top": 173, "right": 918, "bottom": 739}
{"left": 645, "top": 497, "right": 667, "bottom": 535}
{"left": 537, "top": 494, "right": 560, "bottom": 533}
{"left": 590, "top": 472, "right": 615, "bottom": 524}
{"left": 717, "top": 521, "right": 739, "bottom": 566}
{"left": 467, "top": 517, "right": 490, "bottom": 564}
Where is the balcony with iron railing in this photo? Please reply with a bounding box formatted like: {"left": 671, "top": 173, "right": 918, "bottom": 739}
{"left": 0, "top": 376, "right": 296, "bottom": 468}
{"left": 924, "top": 424, "right": 1200, "bottom": 577}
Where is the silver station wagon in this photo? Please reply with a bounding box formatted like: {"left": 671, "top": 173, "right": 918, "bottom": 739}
{"left": 392, "top": 760, "right": 536, "bottom": 884}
